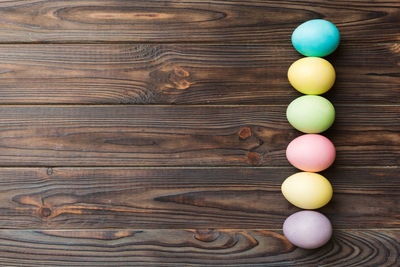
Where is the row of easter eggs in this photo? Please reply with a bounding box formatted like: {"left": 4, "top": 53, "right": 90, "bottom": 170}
{"left": 282, "top": 19, "right": 340, "bottom": 249}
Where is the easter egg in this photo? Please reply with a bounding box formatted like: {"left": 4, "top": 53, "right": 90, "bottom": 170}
{"left": 286, "top": 134, "right": 336, "bottom": 172}
{"left": 281, "top": 172, "right": 333, "bottom": 209}
{"left": 288, "top": 57, "right": 336, "bottom": 95}
{"left": 283, "top": 210, "right": 332, "bottom": 249}
{"left": 286, "top": 95, "right": 335, "bottom": 133}
{"left": 292, "top": 19, "right": 340, "bottom": 57}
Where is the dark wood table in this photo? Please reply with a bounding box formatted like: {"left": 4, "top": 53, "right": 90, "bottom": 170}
{"left": 0, "top": 0, "right": 397, "bottom": 265}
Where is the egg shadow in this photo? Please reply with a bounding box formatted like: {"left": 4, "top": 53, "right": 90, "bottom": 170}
{"left": 318, "top": 42, "right": 349, "bottom": 231}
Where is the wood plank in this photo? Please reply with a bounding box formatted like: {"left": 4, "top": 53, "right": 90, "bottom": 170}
{"left": 0, "top": 229, "right": 396, "bottom": 266}
{"left": 0, "top": 105, "right": 396, "bottom": 167}
{"left": 0, "top": 43, "right": 397, "bottom": 104}
{"left": 0, "top": 167, "right": 397, "bottom": 229}
{"left": 0, "top": 0, "right": 397, "bottom": 43}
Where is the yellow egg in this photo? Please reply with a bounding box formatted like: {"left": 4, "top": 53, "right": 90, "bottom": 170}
{"left": 288, "top": 57, "right": 336, "bottom": 95}
{"left": 281, "top": 172, "right": 333, "bottom": 209}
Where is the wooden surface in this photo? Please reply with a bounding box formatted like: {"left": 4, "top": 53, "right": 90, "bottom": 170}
{"left": 0, "top": 229, "right": 397, "bottom": 266}
{"left": 0, "top": 0, "right": 398, "bottom": 43}
{"left": 0, "top": 0, "right": 398, "bottom": 266}
{"left": 0, "top": 43, "right": 397, "bottom": 105}
{"left": 0, "top": 167, "right": 397, "bottom": 229}
{"left": 0, "top": 105, "right": 396, "bottom": 167}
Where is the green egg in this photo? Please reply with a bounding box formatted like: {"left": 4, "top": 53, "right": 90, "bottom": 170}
{"left": 286, "top": 95, "right": 335, "bottom": 133}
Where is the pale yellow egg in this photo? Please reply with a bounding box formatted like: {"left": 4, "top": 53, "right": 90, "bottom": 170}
{"left": 288, "top": 57, "right": 336, "bottom": 95}
{"left": 281, "top": 172, "right": 333, "bottom": 209}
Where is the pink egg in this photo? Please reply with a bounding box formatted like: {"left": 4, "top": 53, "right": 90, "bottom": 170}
{"left": 286, "top": 134, "right": 335, "bottom": 172}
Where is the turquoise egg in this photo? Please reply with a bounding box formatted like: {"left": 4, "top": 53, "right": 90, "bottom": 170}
{"left": 292, "top": 19, "right": 340, "bottom": 57}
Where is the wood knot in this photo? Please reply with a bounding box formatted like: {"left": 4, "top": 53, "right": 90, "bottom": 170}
{"left": 193, "top": 230, "right": 219, "bottom": 242}
{"left": 39, "top": 207, "right": 52, "bottom": 218}
{"left": 174, "top": 67, "right": 190, "bottom": 78}
{"left": 46, "top": 168, "right": 54, "bottom": 176}
{"left": 152, "top": 66, "right": 192, "bottom": 93}
{"left": 174, "top": 79, "right": 191, "bottom": 90}
{"left": 168, "top": 67, "right": 191, "bottom": 90}
{"left": 238, "top": 127, "right": 252, "bottom": 140}
{"left": 247, "top": 152, "right": 262, "bottom": 165}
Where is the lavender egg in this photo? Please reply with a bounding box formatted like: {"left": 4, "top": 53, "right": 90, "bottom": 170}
{"left": 283, "top": 210, "right": 332, "bottom": 249}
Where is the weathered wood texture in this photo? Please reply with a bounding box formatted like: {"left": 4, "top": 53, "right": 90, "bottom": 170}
{"left": 0, "top": 0, "right": 397, "bottom": 43}
{"left": 0, "top": 229, "right": 396, "bottom": 266}
{"left": 0, "top": 167, "right": 397, "bottom": 229}
{"left": 0, "top": 43, "right": 397, "bottom": 104}
{"left": 0, "top": 0, "right": 398, "bottom": 264}
{"left": 0, "top": 105, "right": 396, "bottom": 167}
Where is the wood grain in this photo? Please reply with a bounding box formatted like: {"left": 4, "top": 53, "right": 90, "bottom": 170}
{"left": 0, "top": 0, "right": 397, "bottom": 43}
{"left": 0, "top": 42, "right": 397, "bottom": 104}
{"left": 0, "top": 105, "right": 396, "bottom": 167}
{"left": 0, "top": 0, "right": 396, "bottom": 264}
{"left": 0, "top": 229, "right": 396, "bottom": 266}
{"left": 0, "top": 167, "right": 396, "bottom": 229}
